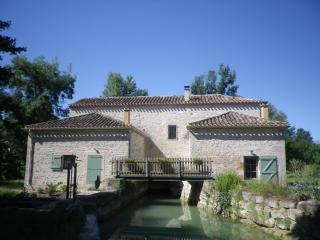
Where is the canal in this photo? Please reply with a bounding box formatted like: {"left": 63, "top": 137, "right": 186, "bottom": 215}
{"left": 100, "top": 194, "right": 280, "bottom": 240}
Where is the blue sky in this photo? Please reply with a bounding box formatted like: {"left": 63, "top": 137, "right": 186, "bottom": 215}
{"left": 1, "top": 0, "right": 320, "bottom": 140}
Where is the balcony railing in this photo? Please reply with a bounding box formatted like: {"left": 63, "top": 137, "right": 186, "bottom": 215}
{"left": 111, "top": 157, "right": 214, "bottom": 180}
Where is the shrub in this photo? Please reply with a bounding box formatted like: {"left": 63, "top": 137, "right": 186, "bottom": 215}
{"left": 244, "top": 179, "right": 288, "bottom": 198}
{"left": 212, "top": 171, "right": 243, "bottom": 192}
{"left": 124, "top": 158, "right": 136, "bottom": 163}
{"left": 289, "top": 158, "right": 304, "bottom": 173}
{"left": 46, "top": 182, "right": 62, "bottom": 196}
{"left": 289, "top": 183, "right": 320, "bottom": 201}
{"left": 157, "top": 158, "right": 169, "bottom": 165}
{"left": 192, "top": 158, "right": 203, "bottom": 165}
{"left": 59, "top": 184, "right": 68, "bottom": 193}
{"left": 37, "top": 187, "right": 46, "bottom": 194}
{"left": 301, "top": 164, "right": 320, "bottom": 184}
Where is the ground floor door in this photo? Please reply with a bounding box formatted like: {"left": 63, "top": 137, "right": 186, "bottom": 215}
{"left": 87, "top": 155, "right": 102, "bottom": 184}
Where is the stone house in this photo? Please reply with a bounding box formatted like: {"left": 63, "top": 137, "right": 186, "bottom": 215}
{"left": 24, "top": 86, "right": 288, "bottom": 190}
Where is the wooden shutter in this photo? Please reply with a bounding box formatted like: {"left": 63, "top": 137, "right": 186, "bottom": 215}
{"left": 260, "top": 156, "right": 278, "bottom": 183}
{"left": 87, "top": 155, "right": 102, "bottom": 184}
{"left": 51, "top": 155, "right": 62, "bottom": 171}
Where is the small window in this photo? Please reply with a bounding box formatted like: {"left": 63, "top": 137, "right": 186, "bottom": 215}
{"left": 244, "top": 156, "right": 258, "bottom": 180}
{"left": 62, "top": 155, "right": 76, "bottom": 169}
{"left": 168, "top": 125, "right": 177, "bottom": 139}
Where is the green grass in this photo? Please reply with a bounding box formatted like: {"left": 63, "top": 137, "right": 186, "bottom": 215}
{"left": 243, "top": 179, "right": 289, "bottom": 198}
{"left": 0, "top": 179, "right": 24, "bottom": 189}
{"left": 0, "top": 179, "right": 24, "bottom": 197}
{"left": 0, "top": 187, "right": 23, "bottom": 197}
{"left": 287, "top": 164, "right": 320, "bottom": 185}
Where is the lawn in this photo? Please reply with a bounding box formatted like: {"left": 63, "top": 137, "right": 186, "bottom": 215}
{"left": 0, "top": 179, "right": 24, "bottom": 197}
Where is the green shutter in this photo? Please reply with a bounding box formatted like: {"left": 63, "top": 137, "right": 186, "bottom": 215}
{"left": 260, "top": 156, "right": 278, "bottom": 183}
{"left": 51, "top": 155, "right": 62, "bottom": 171}
{"left": 87, "top": 155, "right": 102, "bottom": 184}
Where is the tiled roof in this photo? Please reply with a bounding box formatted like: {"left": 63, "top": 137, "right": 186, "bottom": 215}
{"left": 69, "top": 94, "right": 264, "bottom": 109}
{"left": 188, "top": 111, "right": 289, "bottom": 129}
{"left": 25, "top": 113, "right": 127, "bottom": 130}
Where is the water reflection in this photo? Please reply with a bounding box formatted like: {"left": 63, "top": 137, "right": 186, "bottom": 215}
{"left": 101, "top": 196, "right": 279, "bottom": 240}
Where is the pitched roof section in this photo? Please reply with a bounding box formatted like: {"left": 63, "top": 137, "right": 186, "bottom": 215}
{"left": 25, "top": 113, "right": 127, "bottom": 130}
{"left": 69, "top": 94, "right": 264, "bottom": 109}
{"left": 188, "top": 111, "right": 289, "bottom": 129}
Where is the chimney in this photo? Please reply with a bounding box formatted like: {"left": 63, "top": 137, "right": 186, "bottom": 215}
{"left": 260, "top": 103, "right": 269, "bottom": 120}
{"left": 184, "top": 86, "right": 190, "bottom": 101}
{"left": 124, "top": 108, "right": 130, "bottom": 125}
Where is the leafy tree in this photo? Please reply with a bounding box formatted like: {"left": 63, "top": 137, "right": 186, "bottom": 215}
{"left": 0, "top": 56, "right": 76, "bottom": 179}
{"left": 269, "top": 104, "right": 320, "bottom": 166}
{"left": 103, "top": 72, "right": 148, "bottom": 97}
{"left": 268, "top": 104, "right": 287, "bottom": 122}
{"left": 0, "top": 20, "right": 26, "bottom": 180}
{"left": 191, "top": 64, "right": 238, "bottom": 96}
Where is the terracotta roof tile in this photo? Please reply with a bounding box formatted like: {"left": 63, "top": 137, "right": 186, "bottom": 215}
{"left": 25, "top": 113, "right": 127, "bottom": 130}
{"left": 69, "top": 94, "right": 264, "bottom": 109}
{"left": 188, "top": 111, "right": 289, "bottom": 129}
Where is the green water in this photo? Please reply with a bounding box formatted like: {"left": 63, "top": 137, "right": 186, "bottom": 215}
{"left": 100, "top": 196, "right": 279, "bottom": 240}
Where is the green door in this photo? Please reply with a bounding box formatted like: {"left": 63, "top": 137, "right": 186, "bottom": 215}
{"left": 87, "top": 155, "right": 102, "bottom": 184}
{"left": 260, "top": 156, "right": 278, "bottom": 183}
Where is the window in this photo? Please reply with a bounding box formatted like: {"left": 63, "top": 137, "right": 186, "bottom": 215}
{"left": 244, "top": 156, "right": 258, "bottom": 179}
{"left": 62, "top": 155, "right": 76, "bottom": 169}
{"left": 168, "top": 125, "right": 177, "bottom": 139}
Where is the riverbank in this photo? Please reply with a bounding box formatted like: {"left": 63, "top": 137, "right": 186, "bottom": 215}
{"left": 195, "top": 180, "right": 320, "bottom": 240}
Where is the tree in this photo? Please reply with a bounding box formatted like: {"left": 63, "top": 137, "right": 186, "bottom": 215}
{"left": 103, "top": 72, "right": 148, "bottom": 97}
{"left": 0, "top": 20, "right": 26, "bottom": 180}
{"left": 0, "top": 56, "right": 76, "bottom": 179}
{"left": 191, "top": 64, "right": 238, "bottom": 96}
{"left": 269, "top": 104, "right": 320, "bottom": 166}
{"left": 268, "top": 104, "right": 287, "bottom": 122}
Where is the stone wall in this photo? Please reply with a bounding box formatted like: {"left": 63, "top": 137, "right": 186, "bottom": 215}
{"left": 197, "top": 181, "right": 320, "bottom": 240}
{"left": 70, "top": 104, "right": 261, "bottom": 157}
{"left": 190, "top": 128, "right": 286, "bottom": 185}
{"left": 129, "top": 131, "right": 145, "bottom": 159}
{"left": 25, "top": 130, "right": 130, "bottom": 190}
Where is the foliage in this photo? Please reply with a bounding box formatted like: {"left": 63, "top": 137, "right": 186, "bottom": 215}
{"left": 212, "top": 171, "right": 243, "bottom": 192}
{"left": 0, "top": 187, "right": 23, "bottom": 197}
{"left": 45, "top": 182, "right": 63, "bottom": 196}
{"left": 287, "top": 164, "right": 320, "bottom": 185}
{"left": 157, "top": 158, "right": 169, "bottom": 165}
{"left": 0, "top": 55, "right": 76, "bottom": 179}
{"left": 59, "top": 184, "right": 68, "bottom": 193}
{"left": 289, "top": 158, "right": 305, "bottom": 173}
{"left": 244, "top": 179, "right": 288, "bottom": 198}
{"left": 124, "top": 158, "right": 136, "bottom": 163}
{"left": 192, "top": 158, "right": 203, "bottom": 165}
{"left": 289, "top": 183, "right": 320, "bottom": 201}
{"left": 102, "top": 72, "right": 148, "bottom": 97}
{"left": 37, "top": 187, "right": 45, "bottom": 194}
{"left": 269, "top": 104, "right": 320, "bottom": 166}
{"left": 191, "top": 64, "right": 238, "bottom": 96}
{"left": 210, "top": 171, "right": 243, "bottom": 216}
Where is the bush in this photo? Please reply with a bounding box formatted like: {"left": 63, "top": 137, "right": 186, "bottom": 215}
{"left": 289, "top": 183, "right": 320, "bottom": 200}
{"left": 244, "top": 179, "right": 288, "bottom": 198}
{"left": 289, "top": 158, "right": 304, "bottom": 173}
{"left": 37, "top": 187, "right": 46, "bottom": 194}
{"left": 59, "top": 185, "right": 68, "bottom": 193}
{"left": 212, "top": 171, "right": 243, "bottom": 192}
{"left": 46, "top": 182, "right": 62, "bottom": 196}
{"left": 192, "top": 158, "right": 203, "bottom": 165}
{"left": 157, "top": 158, "right": 169, "bottom": 165}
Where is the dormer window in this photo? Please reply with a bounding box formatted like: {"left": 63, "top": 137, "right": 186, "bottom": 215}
{"left": 168, "top": 125, "right": 177, "bottom": 139}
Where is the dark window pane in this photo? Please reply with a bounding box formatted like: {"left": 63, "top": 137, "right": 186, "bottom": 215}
{"left": 244, "top": 157, "right": 258, "bottom": 180}
{"left": 62, "top": 155, "right": 75, "bottom": 169}
{"left": 168, "top": 125, "right": 177, "bottom": 139}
